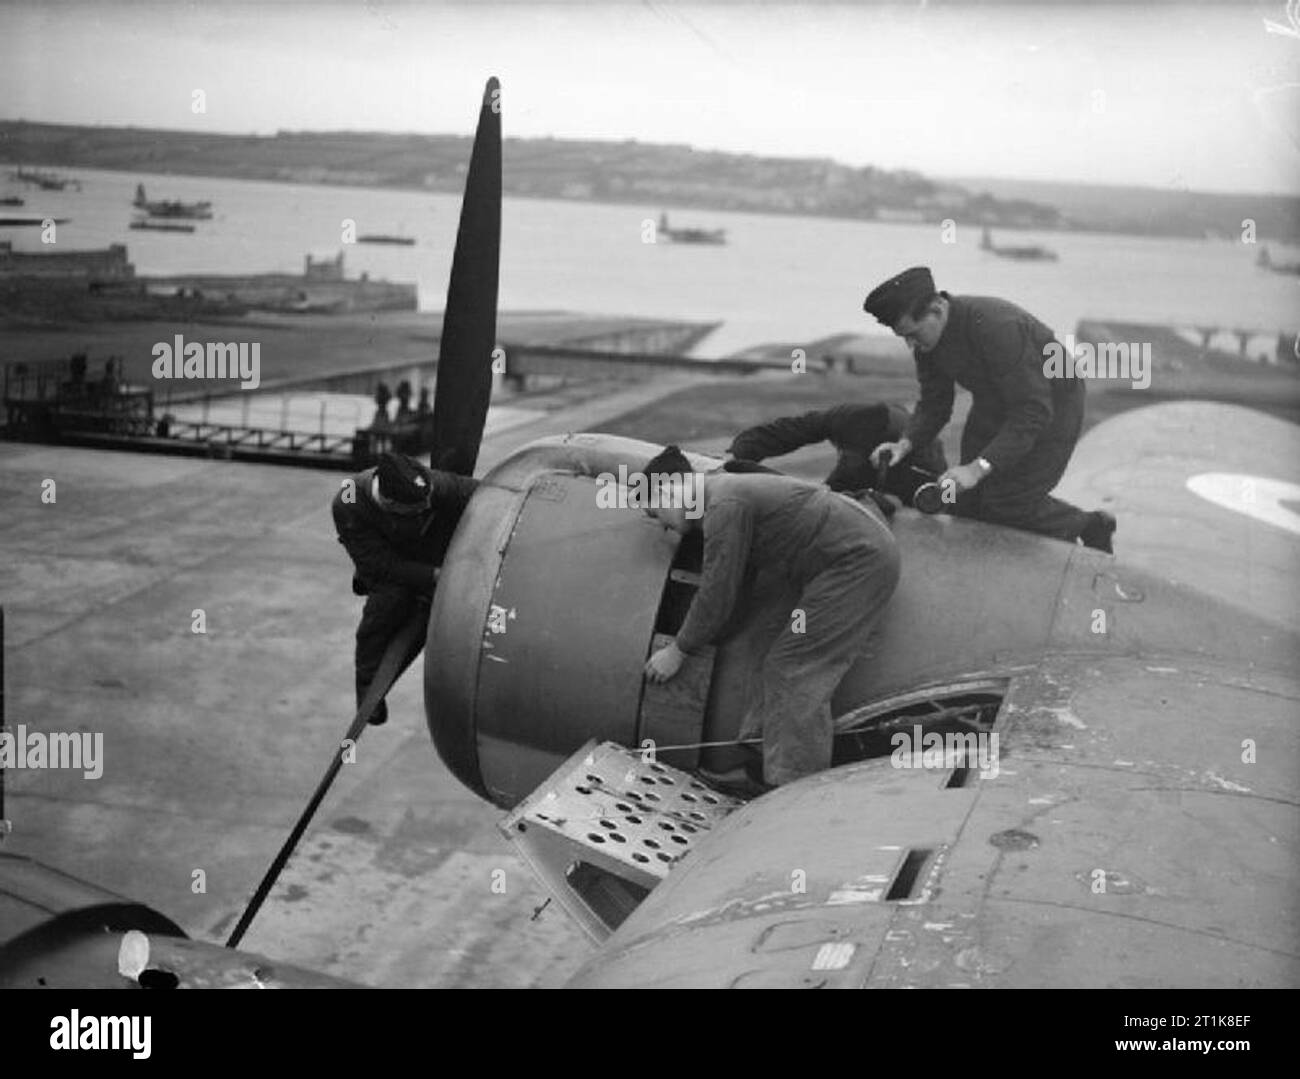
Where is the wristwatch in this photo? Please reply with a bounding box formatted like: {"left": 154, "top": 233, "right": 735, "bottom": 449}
{"left": 975, "top": 457, "right": 993, "bottom": 475}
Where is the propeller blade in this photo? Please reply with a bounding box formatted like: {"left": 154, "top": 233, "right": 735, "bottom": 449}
{"left": 431, "top": 77, "right": 502, "bottom": 476}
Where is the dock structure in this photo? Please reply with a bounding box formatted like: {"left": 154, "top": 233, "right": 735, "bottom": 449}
{"left": 140, "top": 251, "right": 416, "bottom": 315}
{"left": 0, "top": 313, "right": 744, "bottom": 469}
{"left": 0, "top": 244, "right": 417, "bottom": 319}
{"left": 494, "top": 340, "right": 761, "bottom": 389}
{"left": 4, "top": 355, "right": 371, "bottom": 469}
{"left": 0, "top": 241, "right": 134, "bottom": 282}
{"left": 1078, "top": 319, "right": 1299, "bottom": 369}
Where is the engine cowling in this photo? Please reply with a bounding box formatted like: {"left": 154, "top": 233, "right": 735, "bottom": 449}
{"left": 425, "top": 434, "right": 1076, "bottom": 806}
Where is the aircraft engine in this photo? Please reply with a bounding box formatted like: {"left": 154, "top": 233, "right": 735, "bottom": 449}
{"left": 423, "top": 433, "right": 1114, "bottom": 808}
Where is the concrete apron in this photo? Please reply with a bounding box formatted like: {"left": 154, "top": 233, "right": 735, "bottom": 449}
{"left": 0, "top": 376, "right": 713, "bottom": 987}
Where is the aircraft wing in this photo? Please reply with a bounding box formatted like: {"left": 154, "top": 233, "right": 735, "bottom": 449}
{"left": 562, "top": 401, "right": 1300, "bottom": 988}
{"left": 0, "top": 854, "right": 361, "bottom": 988}
{"left": 566, "top": 650, "right": 1299, "bottom": 988}
{"left": 1053, "top": 400, "right": 1300, "bottom": 634}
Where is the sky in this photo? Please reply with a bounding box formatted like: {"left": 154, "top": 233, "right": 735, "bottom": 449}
{"left": 2, "top": 0, "right": 1298, "bottom": 196}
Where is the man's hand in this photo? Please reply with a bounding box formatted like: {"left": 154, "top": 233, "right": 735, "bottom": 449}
{"left": 938, "top": 462, "right": 986, "bottom": 494}
{"left": 644, "top": 641, "right": 686, "bottom": 684}
{"left": 870, "top": 438, "right": 912, "bottom": 468}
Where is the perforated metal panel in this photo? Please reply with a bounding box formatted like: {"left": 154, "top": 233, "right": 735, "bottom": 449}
{"left": 501, "top": 740, "right": 742, "bottom": 940}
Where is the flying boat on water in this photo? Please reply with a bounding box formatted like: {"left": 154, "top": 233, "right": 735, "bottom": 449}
{"left": 11, "top": 167, "right": 80, "bottom": 192}
{"left": 132, "top": 183, "right": 214, "bottom": 220}
{"left": 1257, "top": 245, "right": 1300, "bottom": 277}
{"left": 981, "top": 224, "right": 1058, "bottom": 262}
{"left": 2, "top": 77, "right": 1296, "bottom": 990}
{"left": 657, "top": 210, "right": 727, "bottom": 245}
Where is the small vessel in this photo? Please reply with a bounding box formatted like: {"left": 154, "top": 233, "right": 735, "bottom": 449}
{"left": 1257, "top": 246, "right": 1300, "bottom": 277}
{"left": 0, "top": 196, "right": 24, "bottom": 207}
{"left": 357, "top": 233, "right": 416, "bottom": 246}
{"left": 11, "top": 166, "right": 80, "bottom": 191}
{"left": 287, "top": 295, "right": 347, "bottom": 313}
{"left": 657, "top": 211, "right": 726, "bottom": 245}
{"left": 130, "top": 218, "right": 196, "bottom": 233}
{"left": 0, "top": 215, "right": 70, "bottom": 227}
{"left": 980, "top": 225, "right": 1058, "bottom": 262}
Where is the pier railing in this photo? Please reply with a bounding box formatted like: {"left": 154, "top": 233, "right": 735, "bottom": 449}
{"left": 1, "top": 357, "right": 421, "bottom": 469}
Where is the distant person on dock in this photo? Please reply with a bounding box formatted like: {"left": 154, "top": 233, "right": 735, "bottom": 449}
{"left": 864, "top": 266, "right": 1116, "bottom": 552}
{"left": 395, "top": 380, "right": 413, "bottom": 423}
{"left": 371, "top": 382, "right": 392, "bottom": 431}
{"left": 726, "top": 402, "right": 947, "bottom": 504}
{"left": 332, "top": 451, "right": 478, "bottom": 726}
{"left": 100, "top": 356, "right": 123, "bottom": 395}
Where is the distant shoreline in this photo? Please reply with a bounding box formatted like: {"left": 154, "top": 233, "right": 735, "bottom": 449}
{"left": 4, "top": 119, "right": 1295, "bottom": 244}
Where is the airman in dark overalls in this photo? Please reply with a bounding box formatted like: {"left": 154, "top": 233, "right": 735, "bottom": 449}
{"left": 642, "top": 448, "right": 900, "bottom": 790}
{"left": 864, "top": 266, "right": 1116, "bottom": 551}
{"left": 727, "top": 402, "right": 947, "bottom": 502}
{"left": 332, "top": 452, "right": 477, "bottom": 724}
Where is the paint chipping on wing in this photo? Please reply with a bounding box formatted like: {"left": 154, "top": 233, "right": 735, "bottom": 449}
{"left": 827, "top": 874, "right": 886, "bottom": 905}
{"left": 827, "top": 887, "right": 883, "bottom": 905}
{"left": 811, "top": 942, "right": 856, "bottom": 971}
{"left": 677, "top": 890, "right": 796, "bottom": 926}
{"left": 1043, "top": 706, "right": 1087, "bottom": 730}
{"left": 1205, "top": 771, "right": 1252, "bottom": 793}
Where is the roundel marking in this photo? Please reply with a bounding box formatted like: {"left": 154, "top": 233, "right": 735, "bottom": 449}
{"left": 1185, "top": 473, "right": 1300, "bottom": 536}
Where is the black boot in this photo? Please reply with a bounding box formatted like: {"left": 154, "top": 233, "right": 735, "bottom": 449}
{"left": 1079, "top": 511, "right": 1117, "bottom": 554}
{"left": 699, "top": 751, "right": 773, "bottom": 799}
{"left": 698, "top": 767, "right": 772, "bottom": 800}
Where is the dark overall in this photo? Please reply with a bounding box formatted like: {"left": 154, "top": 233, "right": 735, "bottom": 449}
{"left": 903, "top": 294, "right": 1091, "bottom": 541}
{"left": 676, "top": 473, "right": 901, "bottom": 786}
{"left": 331, "top": 466, "right": 478, "bottom": 716}
{"left": 729, "top": 402, "right": 947, "bottom": 501}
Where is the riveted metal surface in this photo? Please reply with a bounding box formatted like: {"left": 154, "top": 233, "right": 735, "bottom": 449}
{"left": 0, "top": 852, "right": 184, "bottom": 951}
{"left": 435, "top": 433, "right": 1271, "bottom": 808}
{"left": 474, "top": 472, "right": 672, "bottom": 802}
{"left": 427, "top": 435, "right": 706, "bottom": 805}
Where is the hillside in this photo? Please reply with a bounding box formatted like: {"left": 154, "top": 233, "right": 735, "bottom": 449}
{"left": 954, "top": 175, "right": 1300, "bottom": 244}
{"left": 0, "top": 120, "right": 1062, "bottom": 230}
{"left": 3, "top": 120, "right": 1294, "bottom": 241}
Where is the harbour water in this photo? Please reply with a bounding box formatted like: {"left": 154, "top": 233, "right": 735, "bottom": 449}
{"left": 3, "top": 165, "right": 1297, "bottom": 358}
